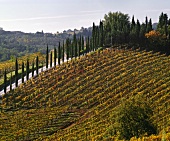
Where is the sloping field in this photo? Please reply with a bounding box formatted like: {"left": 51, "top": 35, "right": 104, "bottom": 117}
{"left": 0, "top": 48, "right": 170, "bottom": 140}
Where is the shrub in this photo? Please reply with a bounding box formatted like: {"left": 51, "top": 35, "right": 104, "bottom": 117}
{"left": 114, "top": 95, "right": 157, "bottom": 140}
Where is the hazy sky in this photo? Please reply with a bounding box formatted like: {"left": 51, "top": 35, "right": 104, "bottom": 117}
{"left": 0, "top": 0, "right": 170, "bottom": 33}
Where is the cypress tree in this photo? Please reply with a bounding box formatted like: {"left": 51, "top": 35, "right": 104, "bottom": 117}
{"left": 82, "top": 36, "right": 84, "bottom": 54}
{"left": 50, "top": 51, "right": 52, "bottom": 68}
{"left": 46, "top": 44, "right": 49, "bottom": 69}
{"left": 54, "top": 47, "right": 57, "bottom": 66}
{"left": 131, "top": 15, "right": 136, "bottom": 31}
{"left": 4, "top": 69, "right": 7, "bottom": 93}
{"left": 36, "top": 56, "right": 39, "bottom": 75}
{"left": 21, "top": 62, "right": 24, "bottom": 83}
{"left": 96, "top": 26, "right": 100, "bottom": 49}
{"left": 78, "top": 37, "right": 81, "bottom": 57}
{"left": 164, "top": 14, "right": 168, "bottom": 37}
{"left": 75, "top": 39, "right": 77, "bottom": 58}
{"left": 10, "top": 72, "right": 12, "bottom": 91}
{"left": 146, "top": 18, "right": 152, "bottom": 33}
{"left": 99, "top": 20, "right": 104, "bottom": 47}
{"left": 15, "top": 58, "right": 18, "bottom": 88}
{"left": 90, "top": 38, "right": 93, "bottom": 52}
{"left": 26, "top": 59, "right": 29, "bottom": 81}
{"left": 145, "top": 16, "right": 149, "bottom": 33}
{"left": 62, "top": 41, "right": 65, "bottom": 62}
{"left": 73, "top": 33, "right": 77, "bottom": 58}
{"left": 58, "top": 42, "right": 61, "bottom": 65}
{"left": 66, "top": 38, "right": 69, "bottom": 61}
{"left": 71, "top": 42, "right": 73, "bottom": 59}
{"left": 86, "top": 36, "right": 90, "bottom": 53}
{"left": 32, "top": 60, "right": 34, "bottom": 77}
{"left": 92, "top": 22, "right": 96, "bottom": 50}
{"left": 136, "top": 19, "right": 141, "bottom": 41}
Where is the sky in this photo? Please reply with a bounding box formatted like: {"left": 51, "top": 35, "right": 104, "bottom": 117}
{"left": 0, "top": 0, "right": 170, "bottom": 33}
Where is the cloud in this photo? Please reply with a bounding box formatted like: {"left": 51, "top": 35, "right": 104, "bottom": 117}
{"left": 0, "top": 12, "right": 103, "bottom": 22}
{"left": 0, "top": 15, "right": 70, "bottom": 22}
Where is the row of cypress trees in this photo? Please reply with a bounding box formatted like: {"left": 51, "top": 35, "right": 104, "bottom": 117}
{"left": 3, "top": 19, "right": 104, "bottom": 93}
{"left": 3, "top": 56, "right": 39, "bottom": 93}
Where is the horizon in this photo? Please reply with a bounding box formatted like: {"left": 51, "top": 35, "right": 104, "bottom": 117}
{"left": 0, "top": 0, "right": 170, "bottom": 33}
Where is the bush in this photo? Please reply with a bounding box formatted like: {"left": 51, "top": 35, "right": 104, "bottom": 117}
{"left": 114, "top": 95, "right": 157, "bottom": 140}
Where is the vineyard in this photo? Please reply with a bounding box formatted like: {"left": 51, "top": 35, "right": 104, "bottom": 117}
{"left": 0, "top": 47, "right": 170, "bottom": 140}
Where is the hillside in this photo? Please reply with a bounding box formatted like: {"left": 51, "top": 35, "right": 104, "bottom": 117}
{"left": 0, "top": 47, "right": 170, "bottom": 140}
{"left": 0, "top": 27, "right": 92, "bottom": 62}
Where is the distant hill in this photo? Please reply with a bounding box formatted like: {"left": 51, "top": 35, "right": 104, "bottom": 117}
{"left": 0, "top": 27, "right": 92, "bottom": 62}
{"left": 1, "top": 46, "right": 169, "bottom": 140}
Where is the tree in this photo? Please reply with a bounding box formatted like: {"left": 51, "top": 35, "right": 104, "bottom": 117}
{"left": 103, "top": 11, "right": 130, "bottom": 44}
{"left": 92, "top": 22, "right": 96, "bottom": 49}
{"left": 46, "top": 44, "right": 49, "bottom": 69}
{"left": 54, "top": 47, "right": 57, "bottom": 66}
{"left": 71, "top": 42, "right": 73, "bottom": 59}
{"left": 36, "top": 56, "right": 39, "bottom": 75}
{"left": 66, "top": 38, "right": 70, "bottom": 61}
{"left": 78, "top": 37, "right": 81, "bottom": 57}
{"left": 58, "top": 42, "right": 61, "bottom": 65}
{"left": 99, "top": 20, "right": 104, "bottom": 47}
{"left": 136, "top": 19, "right": 141, "bottom": 41}
{"left": 81, "top": 36, "right": 84, "bottom": 53}
{"left": 32, "top": 60, "right": 34, "bottom": 77}
{"left": 73, "top": 33, "right": 77, "bottom": 58}
{"left": 131, "top": 15, "right": 136, "bottom": 31}
{"left": 22, "top": 62, "right": 24, "bottom": 83}
{"left": 15, "top": 58, "right": 18, "bottom": 87}
{"left": 50, "top": 51, "right": 52, "bottom": 68}
{"left": 113, "top": 95, "right": 157, "bottom": 140}
{"left": 147, "top": 18, "right": 152, "bottom": 33}
{"left": 157, "top": 12, "right": 168, "bottom": 37}
{"left": 62, "top": 41, "right": 65, "bottom": 62}
{"left": 4, "top": 69, "right": 7, "bottom": 93}
{"left": 145, "top": 16, "right": 148, "bottom": 32}
{"left": 26, "top": 59, "right": 29, "bottom": 81}
{"left": 10, "top": 72, "right": 12, "bottom": 91}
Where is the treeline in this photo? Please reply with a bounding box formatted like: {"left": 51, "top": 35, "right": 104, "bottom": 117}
{"left": 3, "top": 56, "right": 42, "bottom": 93}
{"left": 92, "top": 11, "right": 170, "bottom": 54}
